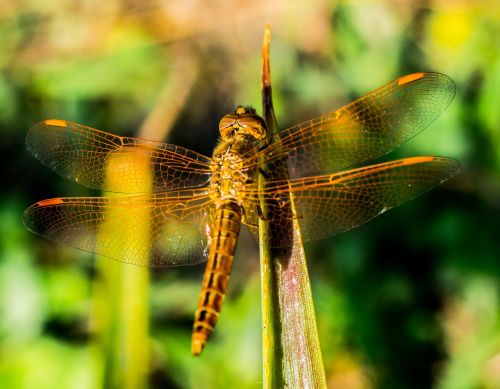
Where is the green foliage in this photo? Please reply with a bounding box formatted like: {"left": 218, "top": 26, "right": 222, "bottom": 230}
{"left": 1, "top": 1, "right": 499, "bottom": 388}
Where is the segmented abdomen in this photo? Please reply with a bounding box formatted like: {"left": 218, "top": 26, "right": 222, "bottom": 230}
{"left": 191, "top": 200, "right": 242, "bottom": 355}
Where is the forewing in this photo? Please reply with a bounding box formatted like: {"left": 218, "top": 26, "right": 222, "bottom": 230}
{"left": 242, "top": 157, "right": 460, "bottom": 246}
{"left": 245, "top": 73, "right": 455, "bottom": 177}
{"left": 23, "top": 188, "right": 215, "bottom": 267}
{"left": 27, "top": 120, "right": 212, "bottom": 193}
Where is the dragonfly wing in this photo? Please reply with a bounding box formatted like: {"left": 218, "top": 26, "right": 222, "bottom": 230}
{"left": 23, "top": 188, "right": 215, "bottom": 267}
{"left": 242, "top": 157, "right": 460, "bottom": 246}
{"left": 246, "top": 73, "right": 455, "bottom": 177}
{"left": 27, "top": 120, "right": 212, "bottom": 193}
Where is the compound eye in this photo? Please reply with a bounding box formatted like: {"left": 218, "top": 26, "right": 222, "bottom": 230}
{"left": 219, "top": 115, "right": 237, "bottom": 138}
{"left": 238, "top": 115, "right": 267, "bottom": 139}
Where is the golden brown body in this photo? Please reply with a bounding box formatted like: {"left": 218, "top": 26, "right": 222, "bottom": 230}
{"left": 191, "top": 107, "right": 267, "bottom": 355}
{"left": 191, "top": 201, "right": 241, "bottom": 354}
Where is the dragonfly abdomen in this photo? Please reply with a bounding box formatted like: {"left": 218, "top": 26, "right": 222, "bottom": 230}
{"left": 192, "top": 200, "right": 242, "bottom": 355}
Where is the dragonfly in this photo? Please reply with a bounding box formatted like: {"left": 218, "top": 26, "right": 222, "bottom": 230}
{"left": 23, "top": 72, "right": 459, "bottom": 355}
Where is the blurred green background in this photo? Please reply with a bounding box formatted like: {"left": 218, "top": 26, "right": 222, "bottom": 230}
{"left": 1, "top": 1, "right": 500, "bottom": 388}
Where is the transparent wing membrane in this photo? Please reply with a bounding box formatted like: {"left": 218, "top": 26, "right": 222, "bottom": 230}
{"left": 23, "top": 189, "right": 214, "bottom": 267}
{"left": 24, "top": 73, "right": 459, "bottom": 261}
{"left": 245, "top": 73, "right": 456, "bottom": 178}
{"left": 241, "top": 156, "right": 460, "bottom": 246}
{"left": 27, "top": 120, "right": 212, "bottom": 193}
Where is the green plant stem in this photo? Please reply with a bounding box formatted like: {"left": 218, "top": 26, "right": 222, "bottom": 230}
{"left": 259, "top": 25, "right": 327, "bottom": 388}
{"left": 92, "top": 152, "right": 151, "bottom": 389}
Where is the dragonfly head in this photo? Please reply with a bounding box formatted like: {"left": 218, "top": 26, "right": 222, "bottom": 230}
{"left": 219, "top": 106, "right": 267, "bottom": 140}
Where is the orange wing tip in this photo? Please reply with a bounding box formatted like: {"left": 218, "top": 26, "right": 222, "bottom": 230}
{"left": 401, "top": 156, "right": 435, "bottom": 165}
{"left": 397, "top": 73, "right": 425, "bottom": 86}
{"left": 36, "top": 198, "right": 65, "bottom": 206}
{"left": 44, "top": 119, "right": 68, "bottom": 127}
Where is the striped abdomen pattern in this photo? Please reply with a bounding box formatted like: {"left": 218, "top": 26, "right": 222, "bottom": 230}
{"left": 191, "top": 200, "right": 242, "bottom": 355}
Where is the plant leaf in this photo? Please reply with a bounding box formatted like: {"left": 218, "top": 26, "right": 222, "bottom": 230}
{"left": 259, "top": 24, "right": 327, "bottom": 389}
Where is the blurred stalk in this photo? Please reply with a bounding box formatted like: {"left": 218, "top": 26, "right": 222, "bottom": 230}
{"left": 139, "top": 44, "right": 199, "bottom": 141}
{"left": 90, "top": 48, "right": 196, "bottom": 388}
{"left": 91, "top": 152, "right": 152, "bottom": 389}
{"left": 259, "top": 25, "right": 327, "bottom": 388}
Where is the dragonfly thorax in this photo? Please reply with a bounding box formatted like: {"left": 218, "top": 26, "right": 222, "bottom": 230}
{"left": 218, "top": 106, "right": 267, "bottom": 140}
